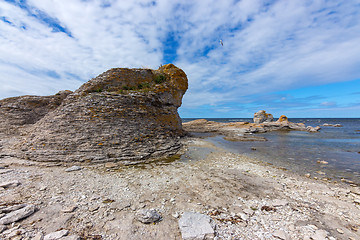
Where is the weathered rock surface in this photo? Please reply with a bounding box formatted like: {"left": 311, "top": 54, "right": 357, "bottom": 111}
{"left": 136, "top": 209, "right": 162, "bottom": 224}
{"left": 253, "top": 110, "right": 274, "bottom": 124}
{"left": 0, "top": 90, "right": 72, "bottom": 136}
{"left": 0, "top": 180, "right": 20, "bottom": 188}
{"left": 65, "top": 166, "right": 82, "bottom": 172}
{"left": 44, "top": 229, "right": 69, "bottom": 240}
{"left": 178, "top": 212, "right": 215, "bottom": 240}
{"left": 0, "top": 204, "right": 36, "bottom": 225}
{"left": 0, "top": 138, "right": 359, "bottom": 239}
{"left": 3, "top": 64, "right": 187, "bottom": 164}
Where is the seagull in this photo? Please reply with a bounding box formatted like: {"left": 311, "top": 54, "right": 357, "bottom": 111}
{"left": 220, "top": 39, "right": 223, "bottom": 46}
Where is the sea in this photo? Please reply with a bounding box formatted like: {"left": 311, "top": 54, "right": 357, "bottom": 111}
{"left": 182, "top": 118, "right": 360, "bottom": 185}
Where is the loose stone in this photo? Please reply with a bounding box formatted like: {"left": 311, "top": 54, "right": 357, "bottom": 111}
{"left": 272, "top": 229, "right": 289, "bottom": 240}
{"left": 65, "top": 166, "right": 82, "bottom": 172}
{"left": 136, "top": 209, "right": 161, "bottom": 224}
{"left": 62, "top": 206, "right": 77, "bottom": 213}
{"left": 178, "top": 212, "right": 215, "bottom": 240}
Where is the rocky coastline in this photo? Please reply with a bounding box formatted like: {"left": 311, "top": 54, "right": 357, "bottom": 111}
{"left": 1, "top": 66, "right": 359, "bottom": 240}
{"left": 0, "top": 137, "right": 359, "bottom": 240}
{"left": 183, "top": 110, "right": 321, "bottom": 142}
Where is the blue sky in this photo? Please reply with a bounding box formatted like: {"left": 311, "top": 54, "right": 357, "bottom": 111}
{"left": 1, "top": 0, "right": 360, "bottom": 118}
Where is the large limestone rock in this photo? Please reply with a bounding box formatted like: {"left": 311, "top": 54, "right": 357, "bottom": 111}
{"left": 253, "top": 110, "right": 274, "bottom": 124}
{"left": 10, "top": 64, "right": 188, "bottom": 164}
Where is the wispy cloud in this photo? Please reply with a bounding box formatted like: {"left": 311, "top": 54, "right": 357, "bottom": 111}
{"left": 0, "top": 0, "right": 360, "bottom": 117}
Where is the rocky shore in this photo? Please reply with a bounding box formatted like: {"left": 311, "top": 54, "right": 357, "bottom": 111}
{"left": 183, "top": 110, "right": 321, "bottom": 142}
{"left": 1, "top": 65, "right": 358, "bottom": 239}
{"left": 1, "top": 137, "right": 359, "bottom": 240}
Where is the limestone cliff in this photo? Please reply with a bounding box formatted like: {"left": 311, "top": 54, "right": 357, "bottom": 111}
{"left": 8, "top": 64, "right": 188, "bottom": 164}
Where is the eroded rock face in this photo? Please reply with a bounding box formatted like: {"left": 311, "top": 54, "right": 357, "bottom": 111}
{"left": 253, "top": 110, "right": 274, "bottom": 124}
{"left": 0, "top": 90, "right": 72, "bottom": 135}
{"left": 16, "top": 64, "right": 188, "bottom": 164}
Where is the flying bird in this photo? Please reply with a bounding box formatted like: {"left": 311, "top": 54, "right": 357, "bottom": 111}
{"left": 220, "top": 39, "right": 223, "bottom": 46}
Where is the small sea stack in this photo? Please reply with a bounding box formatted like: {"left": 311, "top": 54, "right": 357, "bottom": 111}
{"left": 3, "top": 64, "right": 188, "bottom": 164}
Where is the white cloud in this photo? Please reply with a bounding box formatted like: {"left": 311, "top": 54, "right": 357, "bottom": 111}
{"left": 0, "top": 0, "right": 359, "bottom": 119}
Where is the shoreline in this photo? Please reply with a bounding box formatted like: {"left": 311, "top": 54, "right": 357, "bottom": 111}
{"left": 0, "top": 137, "right": 359, "bottom": 239}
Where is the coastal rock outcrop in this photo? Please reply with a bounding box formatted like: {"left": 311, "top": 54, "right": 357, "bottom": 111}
{"left": 253, "top": 110, "right": 274, "bottom": 124}
{"left": 5, "top": 64, "right": 188, "bottom": 164}
{"left": 183, "top": 112, "right": 321, "bottom": 141}
{"left": 322, "top": 123, "right": 343, "bottom": 127}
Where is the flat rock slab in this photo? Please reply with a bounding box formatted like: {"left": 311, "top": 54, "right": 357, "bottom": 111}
{"left": 0, "top": 169, "right": 13, "bottom": 174}
{"left": 65, "top": 166, "right": 82, "bottom": 172}
{"left": 60, "top": 235, "right": 81, "bottom": 240}
{"left": 310, "top": 229, "right": 328, "bottom": 240}
{"left": 44, "top": 229, "right": 69, "bottom": 240}
{"left": 273, "top": 229, "right": 290, "bottom": 240}
{"left": 272, "top": 199, "right": 289, "bottom": 207}
{"left": 0, "top": 204, "right": 27, "bottom": 214}
{"left": 178, "top": 212, "right": 215, "bottom": 240}
{"left": 0, "top": 205, "right": 36, "bottom": 225}
{"left": 0, "top": 180, "right": 20, "bottom": 188}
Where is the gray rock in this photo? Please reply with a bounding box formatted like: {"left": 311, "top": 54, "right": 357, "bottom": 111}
{"left": 306, "top": 126, "right": 321, "bottom": 132}
{"left": 0, "top": 224, "right": 7, "bottom": 233}
{"left": 178, "top": 212, "right": 215, "bottom": 240}
{"left": 322, "top": 123, "right": 342, "bottom": 127}
{"left": 32, "top": 232, "right": 44, "bottom": 240}
{"left": 0, "top": 180, "right": 20, "bottom": 188}
{"left": 0, "top": 204, "right": 36, "bottom": 225}
{"left": 273, "top": 229, "right": 290, "bottom": 240}
{"left": 59, "top": 235, "right": 80, "bottom": 240}
{"left": 44, "top": 230, "right": 69, "bottom": 240}
{"left": 61, "top": 205, "right": 77, "bottom": 213}
{"left": 136, "top": 209, "right": 161, "bottom": 224}
{"left": 310, "top": 229, "right": 328, "bottom": 240}
{"left": 65, "top": 166, "right": 82, "bottom": 172}
{"left": 0, "top": 169, "right": 13, "bottom": 174}
{"left": 0, "top": 203, "right": 27, "bottom": 213}
{"left": 272, "top": 199, "right": 288, "bottom": 207}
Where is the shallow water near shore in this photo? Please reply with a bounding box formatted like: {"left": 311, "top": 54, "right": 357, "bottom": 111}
{"left": 183, "top": 118, "right": 360, "bottom": 184}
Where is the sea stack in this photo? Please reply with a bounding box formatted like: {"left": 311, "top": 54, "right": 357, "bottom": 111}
{"left": 253, "top": 110, "right": 274, "bottom": 124}
{"left": 8, "top": 64, "right": 188, "bottom": 164}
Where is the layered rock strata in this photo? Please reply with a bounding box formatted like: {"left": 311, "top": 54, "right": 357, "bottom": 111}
{"left": 0, "top": 91, "right": 72, "bottom": 136}
{"left": 5, "top": 64, "right": 188, "bottom": 164}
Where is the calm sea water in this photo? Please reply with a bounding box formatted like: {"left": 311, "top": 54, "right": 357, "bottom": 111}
{"left": 182, "top": 118, "right": 360, "bottom": 184}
